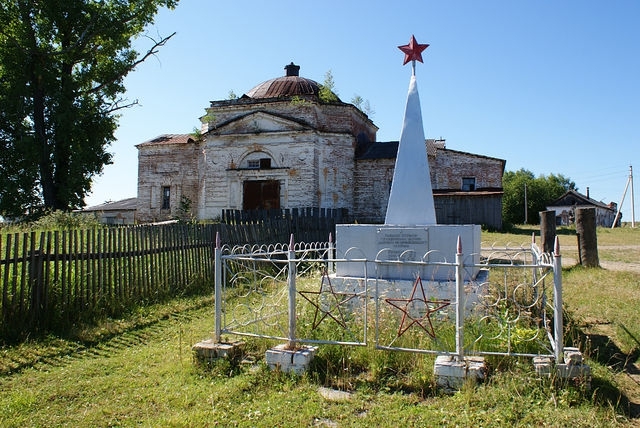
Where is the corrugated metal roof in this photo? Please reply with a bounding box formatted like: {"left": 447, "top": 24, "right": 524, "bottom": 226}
{"left": 548, "top": 189, "right": 614, "bottom": 210}
{"left": 81, "top": 197, "right": 137, "bottom": 212}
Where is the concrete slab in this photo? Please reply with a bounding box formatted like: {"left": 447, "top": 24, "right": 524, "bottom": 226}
{"left": 192, "top": 339, "right": 244, "bottom": 362}
{"left": 434, "top": 355, "right": 486, "bottom": 392}
{"left": 265, "top": 344, "right": 318, "bottom": 374}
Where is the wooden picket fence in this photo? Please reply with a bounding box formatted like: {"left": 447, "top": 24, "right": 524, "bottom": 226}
{"left": 0, "top": 216, "right": 339, "bottom": 339}
{"left": 0, "top": 224, "right": 215, "bottom": 338}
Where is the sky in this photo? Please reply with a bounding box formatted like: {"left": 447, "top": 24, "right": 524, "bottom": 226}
{"left": 85, "top": 0, "right": 639, "bottom": 223}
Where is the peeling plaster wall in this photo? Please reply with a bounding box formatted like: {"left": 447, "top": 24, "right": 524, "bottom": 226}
{"left": 136, "top": 142, "right": 200, "bottom": 223}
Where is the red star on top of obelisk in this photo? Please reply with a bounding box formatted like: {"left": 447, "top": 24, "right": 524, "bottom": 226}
{"left": 398, "top": 35, "right": 429, "bottom": 74}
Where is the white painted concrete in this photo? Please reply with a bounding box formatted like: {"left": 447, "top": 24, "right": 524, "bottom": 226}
{"left": 335, "top": 224, "right": 481, "bottom": 281}
{"left": 385, "top": 75, "right": 436, "bottom": 225}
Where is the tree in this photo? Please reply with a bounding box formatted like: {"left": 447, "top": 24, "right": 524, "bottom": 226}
{"left": 0, "top": 0, "right": 178, "bottom": 219}
{"left": 350, "top": 94, "right": 375, "bottom": 118}
{"left": 318, "top": 70, "right": 339, "bottom": 103}
{"left": 502, "top": 168, "right": 576, "bottom": 225}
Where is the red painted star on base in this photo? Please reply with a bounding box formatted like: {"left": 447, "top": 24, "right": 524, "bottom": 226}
{"left": 398, "top": 35, "right": 429, "bottom": 65}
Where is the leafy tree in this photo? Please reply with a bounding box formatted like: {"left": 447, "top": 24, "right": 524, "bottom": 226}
{"left": 0, "top": 0, "right": 178, "bottom": 219}
{"left": 502, "top": 169, "right": 576, "bottom": 225}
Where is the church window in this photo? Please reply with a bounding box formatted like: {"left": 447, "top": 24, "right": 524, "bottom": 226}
{"left": 161, "top": 186, "right": 171, "bottom": 209}
{"left": 246, "top": 157, "right": 272, "bottom": 169}
{"left": 462, "top": 177, "right": 476, "bottom": 191}
{"left": 260, "top": 158, "right": 271, "bottom": 169}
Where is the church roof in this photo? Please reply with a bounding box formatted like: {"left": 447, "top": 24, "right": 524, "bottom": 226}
{"left": 245, "top": 63, "right": 325, "bottom": 99}
{"left": 136, "top": 134, "right": 196, "bottom": 147}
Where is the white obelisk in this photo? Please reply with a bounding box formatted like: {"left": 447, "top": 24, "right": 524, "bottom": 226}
{"left": 384, "top": 67, "right": 437, "bottom": 225}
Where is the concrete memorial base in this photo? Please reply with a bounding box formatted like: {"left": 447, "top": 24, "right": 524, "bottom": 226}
{"left": 335, "top": 224, "right": 481, "bottom": 282}
{"left": 533, "top": 347, "right": 591, "bottom": 389}
{"left": 265, "top": 344, "right": 318, "bottom": 374}
{"left": 434, "top": 355, "right": 487, "bottom": 392}
{"left": 192, "top": 339, "right": 245, "bottom": 362}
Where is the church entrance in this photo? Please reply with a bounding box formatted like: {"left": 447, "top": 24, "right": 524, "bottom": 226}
{"left": 243, "top": 180, "right": 280, "bottom": 210}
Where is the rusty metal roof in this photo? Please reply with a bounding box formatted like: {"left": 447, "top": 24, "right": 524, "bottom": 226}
{"left": 245, "top": 75, "right": 320, "bottom": 99}
{"left": 136, "top": 134, "right": 195, "bottom": 147}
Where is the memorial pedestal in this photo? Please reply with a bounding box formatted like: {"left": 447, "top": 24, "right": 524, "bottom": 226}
{"left": 335, "top": 224, "right": 481, "bottom": 282}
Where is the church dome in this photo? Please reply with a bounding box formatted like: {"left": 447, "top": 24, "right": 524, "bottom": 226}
{"left": 245, "top": 63, "right": 321, "bottom": 99}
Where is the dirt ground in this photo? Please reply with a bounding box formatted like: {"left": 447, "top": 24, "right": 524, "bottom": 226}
{"left": 562, "top": 245, "right": 640, "bottom": 273}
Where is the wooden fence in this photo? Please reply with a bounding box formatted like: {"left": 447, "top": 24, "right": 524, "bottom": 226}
{"left": 221, "top": 207, "right": 346, "bottom": 243}
{"left": 0, "top": 224, "right": 216, "bottom": 338}
{"left": 0, "top": 218, "right": 339, "bottom": 339}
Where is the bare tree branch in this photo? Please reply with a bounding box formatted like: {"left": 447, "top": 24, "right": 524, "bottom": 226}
{"left": 87, "top": 32, "right": 176, "bottom": 96}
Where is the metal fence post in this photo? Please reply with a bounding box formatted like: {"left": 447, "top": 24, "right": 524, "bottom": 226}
{"left": 328, "top": 232, "right": 335, "bottom": 274}
{"left": 553, "top": 236, "right": 564, "bottom": 363}
{"left": 214, "top": 232, "right": 222, "bottom": 343}
{"left": 455, "top": 236, "right": 464, "bottom": 360}
{"left": 531, "top": 233, "right": 539, "bottom": 293}
{"left": 287, "top": 234, "right": 297, "bottom": 350}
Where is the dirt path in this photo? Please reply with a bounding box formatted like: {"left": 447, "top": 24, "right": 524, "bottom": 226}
{"left": 562, "top": 245, "right": 640, "bottom": 274}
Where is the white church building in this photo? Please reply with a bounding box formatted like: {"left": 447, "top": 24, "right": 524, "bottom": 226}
{"left": 135, "top": 63, "right": 505, "bottom": 228}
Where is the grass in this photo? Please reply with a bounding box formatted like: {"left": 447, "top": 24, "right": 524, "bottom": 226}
{"left": 0, "top": 294, "right": 626, "bottom": 426}
{"left": 0, "top": 225, "right": 639, "bottom": 426}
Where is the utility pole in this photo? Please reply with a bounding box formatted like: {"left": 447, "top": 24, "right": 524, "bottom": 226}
{"left": 612, "top": 165, "right": 635, "bottom": 228}
{"left": 524, "top": 183, "right": 528, "bottom": 225}
{"left": 630, "top": 165, "right": 635, "bottom": 228}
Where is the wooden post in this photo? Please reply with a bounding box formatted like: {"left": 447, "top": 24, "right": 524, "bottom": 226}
{"left": 539, "top": 210, "right": 557, "bottom": 253}
{"left": 575, "top": 207, "right": 599, "bottom": 267}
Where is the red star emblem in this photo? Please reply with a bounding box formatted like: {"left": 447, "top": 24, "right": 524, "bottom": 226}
{"left": 385, "top": 276, "right": 450, "bottom": 338}
{"left": 398, "top": 35, "right": 429, "bottom": 65}
{"left": 299, "top": 271, "right": 359, "bottom": 330}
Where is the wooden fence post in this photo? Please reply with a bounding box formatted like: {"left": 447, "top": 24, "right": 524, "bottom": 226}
{"left": 29, "top": 248, "right": 45, "bottom": 328}
{"left": 539, "top": 210, "right": 557, "bottom": 253}
{"left": 575, "top": 207, "right": 599, "bottom": 267}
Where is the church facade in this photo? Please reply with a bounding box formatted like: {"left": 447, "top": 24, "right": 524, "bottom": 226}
{"left": 136, "top": 64, "right": 505, "bottom": 229}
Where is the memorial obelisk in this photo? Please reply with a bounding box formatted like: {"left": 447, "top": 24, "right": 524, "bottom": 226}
{"left": 385, "top": 35, "right": 437, "bottom": 226}
{"left": 335, "top": 35, "right": 481, "bottom": 282}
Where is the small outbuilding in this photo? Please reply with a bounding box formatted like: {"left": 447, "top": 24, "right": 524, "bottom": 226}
{"left": 546, "top": 189, "right": 618, "bottom": 227}
{"left": 80, "top": 197, "right": 137, "bottom": 225}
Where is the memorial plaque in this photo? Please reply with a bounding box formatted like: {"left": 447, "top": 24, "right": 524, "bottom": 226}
{"left": 376, "top": 227, "right": 428, "bottom": 260}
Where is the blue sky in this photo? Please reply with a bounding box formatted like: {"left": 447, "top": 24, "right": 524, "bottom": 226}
{"left": 85, "top": 0, "right": 639, "bottom": 223}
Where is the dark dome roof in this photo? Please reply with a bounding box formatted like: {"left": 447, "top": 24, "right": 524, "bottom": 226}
{"left": 245, "top": 63, "right": 320, "bottom": 99}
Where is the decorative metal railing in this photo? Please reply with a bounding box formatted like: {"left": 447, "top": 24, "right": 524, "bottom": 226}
{"left": 213, "top": 233, "right": 564, "bottom": 362}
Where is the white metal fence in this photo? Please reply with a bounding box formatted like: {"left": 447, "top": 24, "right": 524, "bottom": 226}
{"left": 213, "top": 234, "right": 564, "bottom": 363}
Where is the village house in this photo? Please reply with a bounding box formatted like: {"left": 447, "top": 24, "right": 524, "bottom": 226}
{"left": 79, "top": 197, "right": 137, "bottom": 225}
{"left": 546, "top": 189, "right": 619, "bottom": 227}
{"left": 136, "top": 63, "right": 506, "bottom": 229}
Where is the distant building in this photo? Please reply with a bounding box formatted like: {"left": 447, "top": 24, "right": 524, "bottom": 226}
{"left": 80, "top": 197, "right": 137, "bottom": 225}
{"left": 546, "top": 189, "right": 618, "bottom": 227}
{"left": 135, "top": 63, "right": 506, "bottom": 229}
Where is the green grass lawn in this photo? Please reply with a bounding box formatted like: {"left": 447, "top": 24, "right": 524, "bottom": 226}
{"left": 0, "top": 226, "right": 639, "bottom": 426}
